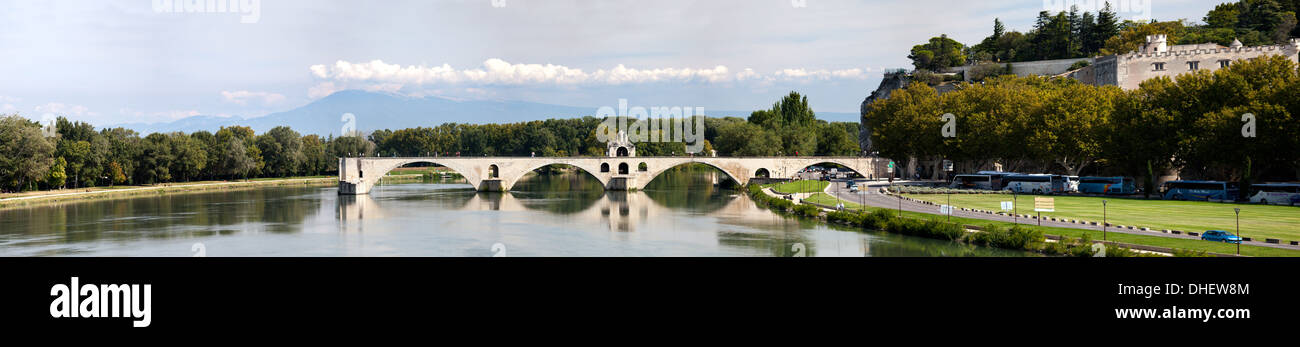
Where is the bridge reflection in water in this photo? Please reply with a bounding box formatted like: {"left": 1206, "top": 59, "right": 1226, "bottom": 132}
{"left": 332, "top": 171, "right": 1034, "bottom": 257}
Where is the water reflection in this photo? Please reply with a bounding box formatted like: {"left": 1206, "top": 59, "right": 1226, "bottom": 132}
{"left": 0, "top": 168, "right": 1032, "bottom": 257}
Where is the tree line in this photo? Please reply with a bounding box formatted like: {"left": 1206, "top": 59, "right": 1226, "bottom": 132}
{"left": 912, "top": 0, "right": 1299, "bottom": 72}
{"left": 0, "top": 92, "right": 859, "bottom": 193}
{"left": 866, "top": 55, "right": 1300, "bottom": 194}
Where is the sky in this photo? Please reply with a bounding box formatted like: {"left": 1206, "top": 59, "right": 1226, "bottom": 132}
{"left": 0, "top": 0, "right": 1216, "bottom": 126}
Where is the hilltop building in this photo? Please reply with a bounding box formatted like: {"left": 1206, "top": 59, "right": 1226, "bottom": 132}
{"left": 860, "top": 35, "right": 1300, "bottom": 179}
{"left": 947, "top": 35, "right": 1300, "bottom": 90}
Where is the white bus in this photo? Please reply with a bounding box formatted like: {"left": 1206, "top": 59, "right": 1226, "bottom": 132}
{"left": 1249, "top": 183, "right": 1300, "bottom": 206}
{"left": 1003, "top": 174, "right": 1067, "bottom": 194}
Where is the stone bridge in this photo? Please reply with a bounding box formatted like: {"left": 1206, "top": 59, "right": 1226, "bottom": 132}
{"left": 338, "top": 156, "right": 891, "bottom": 194}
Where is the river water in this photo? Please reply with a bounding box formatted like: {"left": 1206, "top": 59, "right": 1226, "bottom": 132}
{"left": 0, "top": 168, "right": 1030, "bottom": 257}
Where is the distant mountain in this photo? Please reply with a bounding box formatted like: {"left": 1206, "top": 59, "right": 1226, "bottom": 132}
{"left": 109, "top": 90, "right": 861, "bottom": 136}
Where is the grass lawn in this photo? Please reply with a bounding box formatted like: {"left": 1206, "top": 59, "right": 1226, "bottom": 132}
{"left": 902, "top": 193, "right": 1300, "bottom": 243}
{"left": 769, "top": 180, "right": 830, "bottom": 194}
{"left": 802, "top": 193, "right": 1299, "bottom": 257}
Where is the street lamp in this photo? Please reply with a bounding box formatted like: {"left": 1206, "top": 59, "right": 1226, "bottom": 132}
{"left": 897, "top": 192, "right": 903, "bottom": 217}
{"left": 1013, "top": 191, "right": 1018, "bottom": 225}
{"left": 1102, "top": 200, "right": 1108, "bottom": 241}
{"left": 1235, "top": 207, "right": 1242, "bottom": 255}
{"left": 946, "top": 189, "right": 951, "bottom": 222}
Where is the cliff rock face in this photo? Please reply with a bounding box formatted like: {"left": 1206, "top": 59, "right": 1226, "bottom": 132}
{"left": 858, "top": 72, "right": 909, "bottom": 155}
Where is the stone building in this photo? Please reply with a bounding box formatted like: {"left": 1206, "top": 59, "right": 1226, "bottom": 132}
{"left": 944, "top": 35, "right": 1300, "bottom": 90}
{"left": 606, "top": 130, "right": 636, "bottom": 157}
{"left": 1082, "top": 35, "right": 1300, "bottom": 90}
{"left": 860, "top": 35, "right": 1300, "bottom": 178}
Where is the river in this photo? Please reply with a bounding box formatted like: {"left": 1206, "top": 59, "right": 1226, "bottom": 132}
{"left": 0, "top": 167, "right": 1031, "bottom": 257}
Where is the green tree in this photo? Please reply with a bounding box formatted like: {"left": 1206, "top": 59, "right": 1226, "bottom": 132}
{"left": 908, "top": 35, "right": 967, "bottom": 71}
{"left": 256, "top": 126, "right": 304, "bottom": 177}
{"left": 714, "top": 122, "right": 782, "bottom": 156}
{"left": 300, "top": 134, "right": 329, "bottom": 175}
{"left": 46, "top": 157, "right": 67, "bottom": 189}
{"left": 0, "top": 116, "right": 56, "bottom": 192}
{"left": 136, "top": 133, "right": 173, "bottom": 184}
{"left": 55, "top": 140, "right": 92, "bottom": 188}
{"left": 219, "top": 138, "right": 257, "bottom": 179}
{"left": 169, "top": 132, "right": 208, "bottom": 182}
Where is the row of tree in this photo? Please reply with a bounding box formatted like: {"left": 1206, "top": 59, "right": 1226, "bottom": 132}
{"left": 0, "top": 93, "right": 860, "bottom": 193}
{"left": 866, "top": 55, "right": 1300, "bottom": 189}
{"left": 0, "top": 117, "right": 375, "bottom": 192}
{"left": 913, "top": 0, "right": 1298, "bottom": 71}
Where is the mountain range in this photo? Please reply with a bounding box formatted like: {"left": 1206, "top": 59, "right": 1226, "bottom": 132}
{"left": 108, "top": 90, "right": 861, "bottom": 136}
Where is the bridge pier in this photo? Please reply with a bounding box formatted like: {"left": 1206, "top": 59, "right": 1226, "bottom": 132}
{"left": 479, "top": 179, "right": 505, "bottom": 192}
{"left": 606, "top": 176, "right": 636, "bottom": 191}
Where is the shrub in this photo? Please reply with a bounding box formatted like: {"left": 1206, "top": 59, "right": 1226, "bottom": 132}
{"left": 794, "top": 204, "right": 821, "bottom": 218}
{"left": 968, "top": 224, "right": 1045, "bottom": 251}
{"left": 967, "top": 62, "right": 1005, "bottom": 81}
{"left": 1172, "top": 249, "right": 1212, "bottom": 257}
{"left": 1069, "top": 60, "right": 1090, "bottom": 70}
{"left": 826, "top": 211, "right": 862, "bottom": 225}
{"left": 862, "top": 209, "right": 895, "bottom": 230}
{"left": 885, "top": 218, "right": 964, "bottom": 241}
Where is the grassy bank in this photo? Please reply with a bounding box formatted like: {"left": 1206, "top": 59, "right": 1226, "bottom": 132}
{"left": 756, "top": 187, "right": 1296, "bottom": 257}
{"left": 901, "top": 193, "right": 1300, "bottom": 243}
{"left": 0, "top": 176, "right": 337, "bottom": 210}
{"left": 765, "top": 180, "right": 830, "bottom": 194}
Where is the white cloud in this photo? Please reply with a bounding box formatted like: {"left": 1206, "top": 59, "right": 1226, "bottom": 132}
{"left": 221, "top": 90, "right": 286, "bottom": 105}
{"left": 773, "top": 68, "right": 870, "bottom": 81}
{"left": 2, "top": 104, "right": 15, "bottom": 112}
{"left": 0, "top": 95, "right": 20, "bottom": 103}
{"left": 308, "top": 59, "right": 872, "bottom": 89}
{"left": 307, "top": 82, "right": 343, "bottom": 99}
{"left": 35, "top": 102, "right": 97, "bottom": 117}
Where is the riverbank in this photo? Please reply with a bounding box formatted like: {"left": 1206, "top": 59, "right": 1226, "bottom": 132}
{"left": 0, "top": 177, "right": 338, "bottom": 210}
{"left": 748, "top": 184, "right": 1221, "bottom": 257}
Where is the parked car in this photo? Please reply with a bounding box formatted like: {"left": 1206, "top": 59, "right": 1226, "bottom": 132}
{"left": 1200, "top": 230, "right": 1242, "bottom": 244}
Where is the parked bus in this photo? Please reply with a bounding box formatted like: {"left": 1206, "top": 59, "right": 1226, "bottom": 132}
{"left": 950, "top": 174, "right": 994, "bottom": 190}
{"left": 1162, "top": 181, "right": 1240, "bottom": 201}
{"left": 1003, "top": 174, "right": 1066, "bottom": 194}
{"left": 1078, "top": 176, "right": 1137, "bottom": 195}
{"left": 1064, "top": 176, "right": 1081, "bottom": 193}
{"left": 1249, "top": 183, "right": 1300, "bottom": 206}
{"left": 950, "top": 171, "right": 1018, "bottom": 190}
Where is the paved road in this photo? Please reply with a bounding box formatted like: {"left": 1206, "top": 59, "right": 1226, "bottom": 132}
{"left": 824, "top": 180, "right": 1300, "bottom": 251}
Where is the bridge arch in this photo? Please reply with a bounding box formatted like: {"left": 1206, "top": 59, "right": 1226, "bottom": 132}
{"left": 363, "top": 159, "right": 485, "bottom": 192}
{"left": 791, "top": 159, "right": 874, "bottom": 180}
{"left": 499, "top": 160, "right": 612, "bottom": 192}
{"left": 637, "top": 159, "right": 748, "bottom": 191}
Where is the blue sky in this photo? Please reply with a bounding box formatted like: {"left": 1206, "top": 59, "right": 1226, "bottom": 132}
{"left": 0, "top": 0, "right": 1213, "bottom": 126}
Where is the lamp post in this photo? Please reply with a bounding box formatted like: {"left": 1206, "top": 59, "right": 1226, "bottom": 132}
{"left": 946, "top": 190, "right": 951, "bottom": 222}
{"left": 898, "top": 192, "right": 902, "bottom": 217}
{"left": 1102, "top": 200, "right": 1108, "bottom": 241}
{"left": 1235, "top": 207, "right": 1241, "bottom": 255}
{"left": 1013, "top": 191, "right": 1018, "bottom": 224}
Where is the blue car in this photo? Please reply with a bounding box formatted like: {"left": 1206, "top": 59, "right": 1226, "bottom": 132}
{"left": 1201, "top": 230, "right": 1242, "bottom": 244}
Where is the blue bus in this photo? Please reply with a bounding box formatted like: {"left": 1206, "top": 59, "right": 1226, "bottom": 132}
{"left": 1078, "top": 176, "right": 1136, "bottom": 195}
{"left": 1162, "top": 181, "right": 1240, "bottom": 201}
